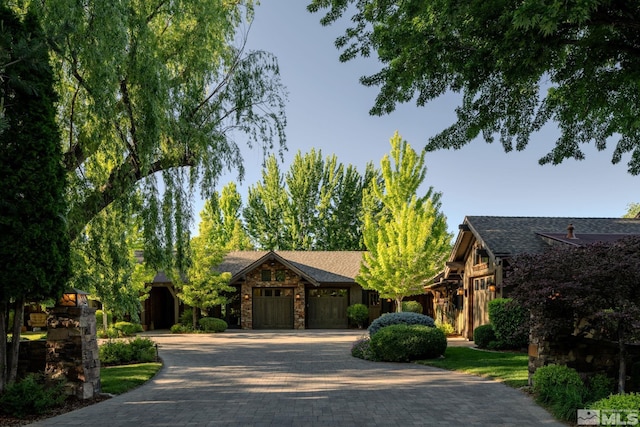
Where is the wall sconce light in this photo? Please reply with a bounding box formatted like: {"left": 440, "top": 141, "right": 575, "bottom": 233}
{"left": 244, "top": 294, "right": 249, "bottom": 300}
{"left": 296, "top": 293, "right": 301, "bottom": 300}
{"left": 456, "top": 288, "right": 464, "bottom": 296}
{"left": 488, "top": 285, "right": 496, "bottom": 293}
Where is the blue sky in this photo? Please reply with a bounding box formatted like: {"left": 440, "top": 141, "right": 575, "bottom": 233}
{"left": 202, "top": 3, "right": 638, "bottom": 237}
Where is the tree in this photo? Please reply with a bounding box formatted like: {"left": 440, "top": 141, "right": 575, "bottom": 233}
{"left": 29, "top": 0, "right": 286, "bottom": 265}
{"left": 357, "top": 132, "right": 451, "bottom": 311}
{"left": 623, "top": 203, "right": 640, "bottom": 219}
{"left": 243, "top": 151, "right": 374, "bottom": 250}
{"left": 0, "top": 6, "right": 70, "bottom": 391}
{"left": 308, "top": 1, "right": 640, "bottom": 175}
{"left": 200, "top": 183, "right": 253, "bottom": 251}
{"left": 507, "top": 237, "right": 640, "bottom": 393}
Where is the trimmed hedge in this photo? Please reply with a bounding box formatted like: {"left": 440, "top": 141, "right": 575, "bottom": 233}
{"left": 591, "top": 392, "right": 640, "bottom": 411}
{"left": 369, "top": 324, "right": 447, "bottom": 362}
{"left": 199, "top": 317, "right": 227, "bottom": 332}
{"left": 473, "top": 324, "right": 496, "bottom": 349}
{"left": 488, "top": 298, "right": 528, "bottom": 349}
{"left": 368, "top": 312, "right": 435, "bottom": 336}
{"left": 113, "top": 321, "right": 143, "bottom": 336}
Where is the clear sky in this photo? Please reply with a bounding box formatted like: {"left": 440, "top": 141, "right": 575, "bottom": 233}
{"left": 202, "top": 3, "right": 638, "bottom": 237}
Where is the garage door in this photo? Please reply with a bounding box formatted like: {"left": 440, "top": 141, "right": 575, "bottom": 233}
{"left": 252, "top": 288, "right": 293, "bottom": 329}
{"left": 307, "top": 288, "right": 348, "bottom": 329}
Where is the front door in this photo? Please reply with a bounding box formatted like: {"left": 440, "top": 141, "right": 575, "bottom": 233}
{"left": 307, "top": 288, "right": 348, "bottom": 329}
{"left": 252, "top": 288, "right": 293, "bottom": 329}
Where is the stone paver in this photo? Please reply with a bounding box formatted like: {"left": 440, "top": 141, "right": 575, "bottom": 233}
{"left": 28, "top": 330, "right": 565, "bottom": 426}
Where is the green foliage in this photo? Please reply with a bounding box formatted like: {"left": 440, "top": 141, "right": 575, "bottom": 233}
{"left": 179, "top": 309, "right": 194, "bottom": 326}
{"left": 170, "top": 323, "right": 193, "bottom": 334}
{"left": 198, "top": 317, "right": 227, "bottom": 333}
{"left": 533, "top": 364, "right": 585, "bottom": 421}
{"left": 309, "top": 0, "right": 640, "bottom": 175}
{"left": 368, "top": 312, "right": 436, "bottom": 336}
{"left": 586, "top": 373, "right": 615, "bottom": 405}
{"left": 488, "top": 298, "right": 528, "bottom": 349}
{"left": 402, "top": 301, "right": 423, "bottom": 314}
{"left": 99, "top": 337, "right": 157, "bottom": 366}
{"left": 351, "top": 336, "right": 375, "bottom": 360}
{"left": 113, "top": 321, "right": 143, "bottom": 337}
{"left": 473, "top": 324, "right": 497, "bottom": 349}
{"left": 358, "top": 133, "right": 452, "bottom": 309}
{"left": 347, "top": 303, "right": 369, "bottom": 328}
{"left": 0, "top": 374, "right": 66, "bottom": 418}
{"left": 590, "top": 392, "right": 640, "bottom": 410}
{"left": 369, "top": 324, "right": 447, "bottom": 362}
{"left": 435, "top": 321, "right": 455, "bottom": 336}
{"left": 623, "top": 203, "right": 640, "bottom": 219}
{"left": 95, "top": 310, "right": 113, "bottom": 329}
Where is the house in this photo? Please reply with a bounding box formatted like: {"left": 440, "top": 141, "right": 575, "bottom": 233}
{"left": 142, "top": 250, "right": 394, "bottom": 330}
{"left": 427, "top": 216, "right": 640, "bottom": 340}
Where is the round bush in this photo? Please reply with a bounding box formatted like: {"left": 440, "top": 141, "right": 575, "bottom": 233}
{"left": 368, "top": 312, "right": 435, "bottom": 337}
{"left": 473, "top": 324, "right": 496, "bottom": 348}
{"left": 401, "top": 301, "right": 423, "bottom": 313}
{"left": 347, "top": 303, "right": 370, "bottom": 328}
{"left": 369, "top": 324, "right": 447, "bottom": 362}
{"left": 114, "top": 321, "right": 143, "bottom": 336}
{"left": 170, "top": 323, "right": 191, "bottom": 334}
{"left": 351, "top": 337, "right": 374, "bottom": 360}
{"left": 533, "top": 364, "right": 584, "bottom": 405}
{"left": 199, "top": 317, "right": 228, "bottom": 332}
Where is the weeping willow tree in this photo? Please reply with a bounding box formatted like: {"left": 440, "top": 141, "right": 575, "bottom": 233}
{"left": 32, "top": 0, "right": 286, "bottom": 271}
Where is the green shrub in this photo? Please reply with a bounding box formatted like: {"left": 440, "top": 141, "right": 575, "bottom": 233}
{"left": 369, "top": 324, "right": 447, "bottom": 362}
{"left": 113, "top": 321, "right": 143, "bottom": 337}
{"left": 533, "top": 364, "right": 585, "bottom": 422}
{"left": 473, "top": 324, "right": 496, "bottom": 348}
{"left": 95, "top": 310, "right": 113, "bottom": 329}
{"left": 0, "top": 374, "right": 66, "bottom": 418}
{"left": 436, "top": 320, "right": 455, "bottom": 336}
{"left": 351, "top": 336, "right": 375, "bottom": 360}
{"left": 591, "top": 392, "right": 640, "bottom": 410}
{"left": 170, "top": 323, "right": 192, "bottom": 333}
{"left": 488, "top": 298, "right": 528, "bottom": 349}
{"left": 199, "top": 317, "right": 227, "bottom": 332}
{"left": 180, "top": 309, "right": 194, "bottom": 326}
{"left": 347, "top": 304, "right": 369, "bottom": 328}
{"left": 401, "top": 301, "right": 423, "bottom": 313}
{"left": 368, "top": 312, "right": 435, "bottom": 336}
{"left": 586, "top": 373, "right": 615, "bottom": 404}
{"left": 99, "top": 337, "right": 156, "bottom": 365}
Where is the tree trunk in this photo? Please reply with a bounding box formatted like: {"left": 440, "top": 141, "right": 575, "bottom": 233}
{"left": 396, "top": 297, "right": 403, "bottom": 313}
{"left": 0, "top": 301, "right": 8, "bottom": 393}
{"left": 618, "top": 336, "right": 627, "bottom": 394}
{"left": 8, "top": 298, "right": 25, "bottom": 385}
{"left": 102, "top": 303, "right": 108, "bottom": 331}
{"left": 192, "top": 307, "right": 198, "bottom": 330}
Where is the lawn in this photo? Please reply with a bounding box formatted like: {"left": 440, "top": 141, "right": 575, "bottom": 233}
{"left": 417, "top": 347, "right": 529, "bottom": 388}
{"left": 100, "top": 363, "right": 162, "bottom": 395}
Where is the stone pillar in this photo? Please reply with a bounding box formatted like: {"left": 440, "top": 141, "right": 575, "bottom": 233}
{"left": 46, "top": 306, "right": 101, "bottom": 399}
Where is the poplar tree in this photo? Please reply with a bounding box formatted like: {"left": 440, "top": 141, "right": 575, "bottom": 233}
{"left": 357, "top": 132, "right": 451, "bottom": 311}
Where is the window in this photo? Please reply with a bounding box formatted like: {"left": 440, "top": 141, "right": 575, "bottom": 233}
{"left": 261, "top": 269, "right": 272, "bottom": 281}
{"left": 275, "top": 269, "right": 286, "bottom": 282}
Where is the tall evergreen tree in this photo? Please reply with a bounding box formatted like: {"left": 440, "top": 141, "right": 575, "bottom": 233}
{"left": 357, "top": 132, "right": 451, "bottom": 311}
{"left": 0, "top": 6, "right": 69, "bottom": 390}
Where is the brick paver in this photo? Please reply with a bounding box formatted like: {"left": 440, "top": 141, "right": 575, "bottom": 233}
{"left": 28, "top": 330, "right": 565, "bottom": 426}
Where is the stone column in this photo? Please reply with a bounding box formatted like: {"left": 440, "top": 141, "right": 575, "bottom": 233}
{"left": 46, "top": 306, "right": 101, "bottom": 399}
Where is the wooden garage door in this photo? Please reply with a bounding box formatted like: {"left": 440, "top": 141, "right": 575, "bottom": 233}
{"left": 252, "top": 288, "right": 293, "bottom": 329}
{"left": 307, "top": 288, "right": 348, "bottom": 329}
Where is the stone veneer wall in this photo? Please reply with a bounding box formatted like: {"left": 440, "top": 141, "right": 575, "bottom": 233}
{"left": 240, "top": 260, "right": 306, "bottom": 329}
{"left": 529, "top": 334, "right": 640, "bottom": 390}
{"left": 46, "top": 306, "right": 101, "bottom": 399}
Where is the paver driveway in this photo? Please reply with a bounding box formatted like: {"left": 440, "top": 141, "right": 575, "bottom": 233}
{"left": 29, "top": 330, "right": 564, "bottom": 426}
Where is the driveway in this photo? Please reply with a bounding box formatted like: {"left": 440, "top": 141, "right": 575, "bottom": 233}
{"left": 29, "top": 330, "right": 564, "bottom": 426}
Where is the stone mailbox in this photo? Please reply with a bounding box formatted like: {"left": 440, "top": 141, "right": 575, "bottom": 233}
{"left": 46, "top": 289, "right": 101, "bottom": 399}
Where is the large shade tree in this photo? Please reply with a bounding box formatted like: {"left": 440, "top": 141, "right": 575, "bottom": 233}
{"left": 308, "top": 0, "right": 640, "bottom": 175}
{"left": 357, "top": 132, "right": 451, "bottom": 311}
{"left": 0, "top": 5, "right": 70, "bottom": 391}
{"left": 31, "top": 0, "right": 286, "bottom": 268}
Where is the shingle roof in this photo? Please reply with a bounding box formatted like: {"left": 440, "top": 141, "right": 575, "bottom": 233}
{"left": 218, "top": 251, "right": 365, "bottom": 284}
{"left": 465, "top": 216, "right": 640, "bottom": 257}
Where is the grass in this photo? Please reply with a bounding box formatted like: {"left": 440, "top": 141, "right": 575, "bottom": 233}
{"left": 417, "top": 347, "right": 529, "bottom": 388}
{"left": 100, "top": 363, "right": 162, "bottom": 395}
